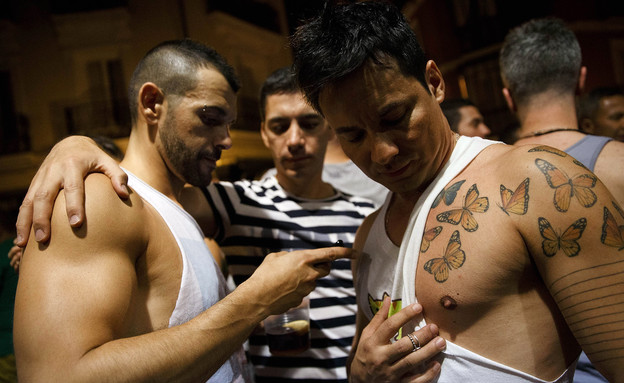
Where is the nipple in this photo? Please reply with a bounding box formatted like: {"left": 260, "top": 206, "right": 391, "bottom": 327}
{"left": 440, "top": 295, "right": 457, "bottom": 310}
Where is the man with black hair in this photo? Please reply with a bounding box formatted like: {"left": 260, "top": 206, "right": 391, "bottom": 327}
{"left": 290, "top": 2, "right": 624, "bottom": 382}
{"left": 579, "top": 86, "right": 624, "bottom": 142}
{"left": 14, "top": 40, "right": 352, "bottom": 382}
{"left": 441, "top": 98, "right": 491, "bottom": 138}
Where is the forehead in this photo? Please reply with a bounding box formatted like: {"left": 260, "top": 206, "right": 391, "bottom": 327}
{"left": 600, "top": 95, "right": 624, "bottom": 111}
{"left": 319, "top": 60, "right": 425, "bottom": 124}
{"left": 459, "top": 105, "right": 481, "bottom": 118}
{"left": 182, "top": 67, "right": 237, "bottom": 115}
{"left": 265, "top": 92, "right": 316, "bottom": 118}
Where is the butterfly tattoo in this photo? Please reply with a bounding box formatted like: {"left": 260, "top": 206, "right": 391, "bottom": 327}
{"left": 538, "top": 217, "right": 587, "bottom": 257}
{"left": 432, "top": 180, "right": 466, "bottom": 208}
{"left": 436, "top": 183, "right": 489, "bottom": 232}
{"left": 601, "top": 205, "right": 624, "bottom": 251}
{"left": 420, "top": 226, "right": 442, "bottom": 253}
{"left": 498, "top": 178, "right": 529, "bottom": 216}
{"left": 534, "top": 158, "right": 597, "bottom": 212}
{"left": 424, "top": 230, "right": 466, "bottom": 283}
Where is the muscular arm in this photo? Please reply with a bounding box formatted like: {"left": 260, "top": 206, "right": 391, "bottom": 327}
{"left": 513, "top": 147, "right": 624, "bottom": 381}
{"left": 15, "top": 174, "right": 351, "bottom": 382}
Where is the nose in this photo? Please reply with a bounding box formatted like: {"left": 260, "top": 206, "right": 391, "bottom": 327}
{"left": 215, "top": 124, "right": 232, "bottom": 151}
{"left": 370, "top": 133, "right": 399, "bottom": 166}
{"left": 479, "top": 123, "right": 491, "bottom": 138}
{"left": 286, "top": 120, "right": 305, "bottom": 149}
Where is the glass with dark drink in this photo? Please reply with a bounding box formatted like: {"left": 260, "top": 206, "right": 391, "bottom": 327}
{"left": 264, "top": 297, "right": 310, "bottom": 355}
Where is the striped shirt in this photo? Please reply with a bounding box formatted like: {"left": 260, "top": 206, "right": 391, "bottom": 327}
{"left": 203, "top": 176, "right": 376, "bottom": 383}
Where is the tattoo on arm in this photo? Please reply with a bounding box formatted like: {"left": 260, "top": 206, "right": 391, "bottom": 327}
{"left": 601, "top": 206, "right": 624, "bottom": 251}
{"left": 436, "top": 183, "right": 489, "bottom": 232}
{"left": 498, "top": 178, "right": 530, "bottom": 216}
{"left": 538, "top": 216, "right": 587, "bottom": 257}
{"left": 534, "top": 158, "right": 597, "bottom": 212}
{"left": 549, "top": 259, "right": 624, "bottom": 363}
{"left": 423, "top": 230, "right": 465, "bottom": 283}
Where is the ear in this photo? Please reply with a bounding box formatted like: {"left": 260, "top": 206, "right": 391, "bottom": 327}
{"left": 576, "top": 66, "right": 587, "bottom": 95}
{"left": 425, "top": 60, "right": 445, "bottom": 103}
{"left": 260, "top": 122, "right": 271, "bottom": 149}
{"left": 580, "top": 118, "right": 595, "bottom": 134}
{"left": 502, "top": 88, "right": 516, "bottom": 112}
{"left": 138, "top": 83, "right": 165, "bottom": 124}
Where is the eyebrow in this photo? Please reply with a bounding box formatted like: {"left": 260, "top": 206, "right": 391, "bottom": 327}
{"left": 267, "top": 113, "right": 323, "bottom": 123}
{"left": 200, "top": 105, "right": 236, "bottom": 124}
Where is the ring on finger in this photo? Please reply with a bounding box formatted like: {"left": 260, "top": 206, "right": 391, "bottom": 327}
{"left": 406, "top": 333, "right": 421, "bottom": 352}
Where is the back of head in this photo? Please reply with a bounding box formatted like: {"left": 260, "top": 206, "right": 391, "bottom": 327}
{"left": 578, "top": 86, "right": 624, "bottom": 121}
{"left": 291, "top": 0, "right": 428, "bottom": 114}
{"left": 128, "top": 38, "right": 240, "bottom": 125}
{"left": 500, "top": 18, "right": 581, "bottom": 106}
{"left": 441, "top": 98, "right": 475, "bottom": 132}
{"left": 259, "top": 66, "right": 299, "bottom": 120}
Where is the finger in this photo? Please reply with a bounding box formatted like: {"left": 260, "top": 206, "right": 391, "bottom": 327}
{"left": 97, "top": 157, "right": 129, "bottom": 199}
{"left": 393, "top": 335, "right": 446, "bottom": 377}
{"left": 369, "top": 303, "right": 424, "bottom": 345}
{"left": 360, "top": 296, "right": 393, "bottom": 338}
{"left": 402, "top": 360, "right": 441, "bottom": 383}
{"left": 15, "top": 197, "right": 34, "bottom": 246}
{"left": 387, "top": 324, "right": 440, "bottom": 363}
{"left": 61, "top": 164, "right": 87, "bottom": 228}
{"left": 31, "top": 177, "right": 64, "bottom": 243}
{"left": 308, "top": 247, "right": 355, "bottom": 264}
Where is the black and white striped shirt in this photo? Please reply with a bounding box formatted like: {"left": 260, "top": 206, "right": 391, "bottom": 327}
{"left": 203, "top": 176, "right": 376, "bottom": 383}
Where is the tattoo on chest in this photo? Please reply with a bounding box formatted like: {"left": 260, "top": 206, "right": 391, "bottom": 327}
{"left": 601, "top": 202, "right": 624, "bottom": 251}
{"left": 423, "top": 230, "right": 466, "bottom": 283}
{"left": 436, "top": 183, "right": 489, "bottom": 232}
{"left": 420, "top": 226, "right": 442, "bottom": 253}
{"left": 432, "top": 180, "right": 466, "bottom": 208}
{"left": 538, "top": 216, "right": 587, "bottom": 257}
{"left": 534, "top": 158, "right": 597, "bottom": 212}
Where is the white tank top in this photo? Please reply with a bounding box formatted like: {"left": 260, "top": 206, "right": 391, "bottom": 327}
{"left": 357, "top": 137, "right": 577, "bottom": 382}
{"left": 125, "top": 169, "right": 247, "bottom": 382}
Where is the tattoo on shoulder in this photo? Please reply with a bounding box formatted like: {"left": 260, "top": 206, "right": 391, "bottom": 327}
{"left": 528, "top": 145, "right": 567, "bottom": 157}
{"left": 420, "top": 226, "right": 442, "bottom": 253}
{"left": 436, "top": 183, "right": 489, "bottom": 232}
{"left": 432, "top": 180, "right": 465, "bottom": 208}
{"left": 534, "top": 158, "right": 597, "bottom": 212}
{"left": 538, "top": 216, "right": 587, "bottom": 257}
{"left": 498, "top": 178, "right": 529, "bottom": 216}
{"left": 423, "top": 230, "right": 465, "bottom": 283}
{"left": 601, "top": 205, "right": 624, "bottom": 251}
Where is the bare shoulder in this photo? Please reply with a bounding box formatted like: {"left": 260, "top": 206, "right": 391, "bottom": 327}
{"left": 25, "top": 173, "right": 150, "bottom": 262}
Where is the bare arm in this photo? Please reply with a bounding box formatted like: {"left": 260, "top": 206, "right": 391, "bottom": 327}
{"left": 15, "top": 174, "right": 353, "bottom": 382}
{"left": 15, "top": 136, "right": 128, "bottom": 247}
{"left": 515, "top": 147, "right": 624, "bottom": 381}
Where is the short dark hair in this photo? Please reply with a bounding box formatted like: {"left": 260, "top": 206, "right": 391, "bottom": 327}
{"left": 441, "top": 98, "right": 476, "bottom": 132}
{"left": 500, "top": 18, "right": 581, "bottom": 106}
{"left": 291, "top": 0, "right": 428, "bottom": 114}
{"left": 578, "top": 86, "right": 624, "bottom": 121}
{"left": 128, "top": 38, "right": 240, "bottom": 124}
{"left": 258, "top": 66, "right": 299, "bottom": 120}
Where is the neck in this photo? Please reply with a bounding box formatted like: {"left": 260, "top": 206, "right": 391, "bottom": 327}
{"left": 276, "top": 171, "right": 335, "bottom": 199}
{"left": 515, "top": 92, "right": 580, "bottom": 139}
{"left": 121, "top": 130, "right": 185, "bottom": 202}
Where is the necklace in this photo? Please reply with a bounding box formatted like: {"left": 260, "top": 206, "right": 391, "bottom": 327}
{"left": 518, "top": 127, "right": 582, "bottom": 140}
